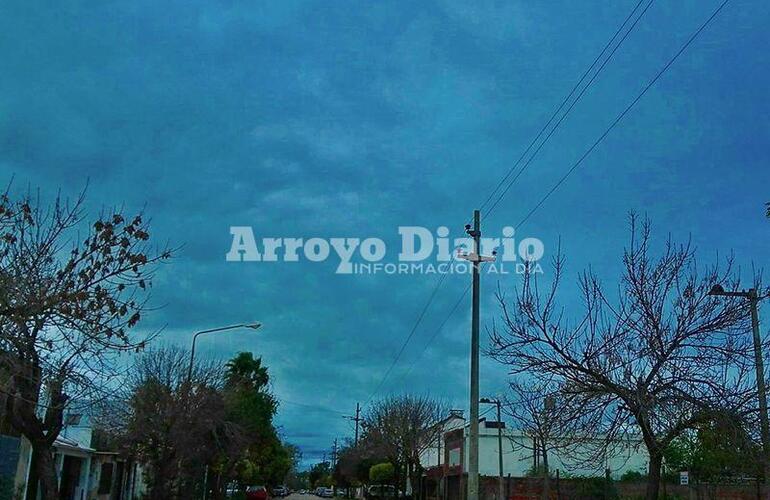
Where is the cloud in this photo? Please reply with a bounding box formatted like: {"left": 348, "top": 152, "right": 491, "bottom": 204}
{"left": 1, "top": 0, "right": 769, "bottom": 467}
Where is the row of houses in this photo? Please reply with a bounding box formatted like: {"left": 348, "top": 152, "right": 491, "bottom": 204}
{"left": 417, "top": 411, "right": 648, "bottom": 500}
{"left": 0, "top": 410, "right": 146, "bottom": 500}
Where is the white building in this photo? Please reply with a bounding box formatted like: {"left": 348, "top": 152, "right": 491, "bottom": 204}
{"left": 8, "top": 409, "right": 146, "bottom": 500}
{"left": 421, "top": 413, "right": 648, "bottom": 480}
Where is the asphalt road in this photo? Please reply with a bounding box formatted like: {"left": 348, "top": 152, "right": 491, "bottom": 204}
{"left": 285, "top": 494, "right": 317, "bottom": 500}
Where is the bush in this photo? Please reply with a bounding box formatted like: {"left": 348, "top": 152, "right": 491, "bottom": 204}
{"left": 571, "top": 476, "right": 618, "bottom": 500}
{"left": 369, "top": 463, "right": 395, "bottom": 484}
{"left": 619, "top": 470, "right": 646, "bottom": 482}
{"left": 0, "top": 476, "right": 17, "bottom": 500}
{"left": 524, "top": 465, "right": 555, "bottom": 478}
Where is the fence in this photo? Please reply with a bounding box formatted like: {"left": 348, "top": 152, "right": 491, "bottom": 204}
{"left": 428, "top": 474, "right": 763, "bottom": 500}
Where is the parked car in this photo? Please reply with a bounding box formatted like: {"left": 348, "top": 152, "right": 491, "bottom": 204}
{"left": 365, "top": 485, "right": 399, "bottom": 499}
{"left": 321, "top": 488, "right": 335, "bottom": 498}
{"left": 273, "top": 486, "right": 289, "bottom": 497}
{"left": 246, "top": 485, "right": 269, "bottom": 500}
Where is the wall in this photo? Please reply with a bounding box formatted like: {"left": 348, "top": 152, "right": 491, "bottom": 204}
{"left": 445, "top": 475, "right": 761, "bottom": 500}
{"left": 460, "top": 423, "right": 648, "bottom": 479}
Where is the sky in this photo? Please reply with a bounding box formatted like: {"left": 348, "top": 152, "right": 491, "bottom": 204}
{"left": 1, "top": 0, "right": 769, "bottom": 468}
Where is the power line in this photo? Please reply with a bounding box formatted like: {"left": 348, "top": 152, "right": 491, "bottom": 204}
{"left": 390, "top": 0, "right": 730, "bottom": 400}
{"left": 482, "top": 0, "right": 655, "bottom": 217}
{"left": 361, "top": 1, "right": 654, "bottom": 408}
{"left": 363, "top": 268, "right": 451, "bottom": 407}
{"left": 277, "top": 397, "right": 348, "bottom": 416}
{"left": 392, "top": 284, "right": 471, "bottom": 386}
{"left": 512, "top": 0, "right": 731, "bottom": 229}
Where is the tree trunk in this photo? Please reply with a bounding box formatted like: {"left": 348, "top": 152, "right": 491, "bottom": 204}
{"left": 541, "top": 447, "right": 550, "bottom": 500}
{"left": 30, "top": 441, "right": 58, "bottom": 500}
{"left": 645, "top": 452, "right": 662, "bottom": 500}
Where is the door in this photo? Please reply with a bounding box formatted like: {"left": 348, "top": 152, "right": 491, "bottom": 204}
{"left": 59, "top": 456, "right": 81, "bottom": 500}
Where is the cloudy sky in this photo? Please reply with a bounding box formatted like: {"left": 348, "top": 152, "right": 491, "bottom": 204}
{"left": 2, "top": 0, "right": 769, "bottom": 467}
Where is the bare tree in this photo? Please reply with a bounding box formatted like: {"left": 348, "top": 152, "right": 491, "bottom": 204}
{"left": 0, "top": 189, "right": 170, "bottom": 500}
{"left": 488, "top": 215, "right": 759, "bottom": 500}
{"left": 362, "top": 395, "right": 446, "bottom": 499}
{"left": 503, "top": 379, "right": 584, "bottom": 500}
{"left": 120, "top": 346, "right": 233, "bottom": 500}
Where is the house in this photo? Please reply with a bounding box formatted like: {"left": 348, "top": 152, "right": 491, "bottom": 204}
{"left": 7, "top": 408, "right": 145, "bottom": 500}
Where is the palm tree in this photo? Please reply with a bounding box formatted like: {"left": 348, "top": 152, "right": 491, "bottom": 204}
{"left": 225, "top": 352, "right": 269, "bottom": 390}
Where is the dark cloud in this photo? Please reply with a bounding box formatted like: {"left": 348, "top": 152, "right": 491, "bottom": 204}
{"left": 2, "top": 0, "right": 769, "bottom": 468}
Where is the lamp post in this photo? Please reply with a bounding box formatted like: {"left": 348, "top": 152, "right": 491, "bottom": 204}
{"left": 187, "top": 322, "right": 262, "bottom": 384}
{"left": 481, "top": 398, "right": 504, "bottom": 500}
{"left": 708, "top": 284, "right": 768, "bottom": 492}
{"left": 186, "top": 322, "right": 262, "bottom": 500}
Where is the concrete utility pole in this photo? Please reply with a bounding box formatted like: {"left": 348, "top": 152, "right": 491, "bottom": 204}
{"left": 331, "top": 439, "right": 339, "bottom": 468}
{"left": 458, "top": 210, "right": 495, "bottom": 500}
{"left": 345, "top": 403, "right": 362, "bottom": 446}
{"left": 708, "top": 285, "right": 769, "bottom": 496}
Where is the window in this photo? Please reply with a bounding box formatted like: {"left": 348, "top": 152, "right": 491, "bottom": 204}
{"left": 98, "top": 463, "right": 114, "bottom": 494}
{"left": 448, "top": 448, "right": 461, "bottom": 466}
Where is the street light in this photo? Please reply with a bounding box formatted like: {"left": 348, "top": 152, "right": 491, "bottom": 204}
{"left": 708, "top": 284, "right": 768, "bottom": 489}
{"left": 186, "top": 322, "right": 261, "bottom": 500}
{"left": 480, "top": 398, "right": 504, "bottom": 500}
{"left": 187, "top": 322, "right": 262, "bottom": 384}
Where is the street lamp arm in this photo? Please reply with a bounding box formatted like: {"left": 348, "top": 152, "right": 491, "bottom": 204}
{"left": 187, "top": 322, "right": 262, "bottom": 384}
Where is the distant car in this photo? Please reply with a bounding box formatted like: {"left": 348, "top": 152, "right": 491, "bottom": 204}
{"left": 273, "top": 486, "right": 289, "bottom": 497}
{"left": 321, "top": 488, "right": 334, "bottom": 498}
{"left": 246, "top": 486, "right": 269, "bottom": 500}
{"left": 315, "top": 487, "right": 325, "bottom": 496}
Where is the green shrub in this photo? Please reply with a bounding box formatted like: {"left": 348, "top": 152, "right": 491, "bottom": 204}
{"left": 369, "top": 463, "right": 395, "bottom": 484}
{"left": 619, "top": 470, "right": 646, "bottom": 482}
{"left": 571, "top": 476, "right": 618, "bottom": 500}
{"left": 0, "top": 476, "right": 17, "bottom": 500}
{"left": 524, "top": 465, "right": 555, "bottom": 478}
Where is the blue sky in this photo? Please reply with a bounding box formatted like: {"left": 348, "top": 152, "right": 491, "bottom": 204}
{"left": 1, "top": 0, "right": 769, "bottom": 467}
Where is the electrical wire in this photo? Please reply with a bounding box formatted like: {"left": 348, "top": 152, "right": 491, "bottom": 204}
{"left": 360, "top": 0, "right": 664, "bottom": 409}
{"left": 389, "top": 0, "right": 730, "bottom": 403}
{"left": 391, "top": 283, "right": 471, "bottom": 387}
{"left": 482, "top": 0, "right": 655, "bottom": 218}
{"left": 510, "top": 0, "right": 731, "bottom": 229}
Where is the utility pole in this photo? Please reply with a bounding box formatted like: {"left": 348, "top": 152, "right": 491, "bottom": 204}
{"left": 459, "top": 210, "right": 495, "bottom": 500}
{"left": 708, "top": 285, "right": 769, "bottom": 497}
{"left": 331, "top": 439, "right": 338, "bottom": 468}
{"left": 345, "top": 403, "right": 362, "bottom": 446}
{"left": 749, "top": 289, "right": 769, "bottom": 498}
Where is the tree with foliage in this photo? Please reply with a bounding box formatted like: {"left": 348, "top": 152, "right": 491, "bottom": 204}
{"left": 488, "top": 216, "right": 760, "bottom": 500}
{"left": 334, "top": 441, "right": 383, "bottom": 489}
{"left": 121, "top": 348, "right": 295, "bottom": 499}
{"left": 369, "top": 462, "right": 395, "bottom": 484}
{"left": 219, "top": 352, "right": 288, "bottom": 490}
{"left": 0, "top": 190, "right": 170, "bottom": 500}
{"left": 664, "top": 410, "right": 760, "bottom": 483}
{"left": 309, "top": 461, "right": 331, "bottom": 488}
